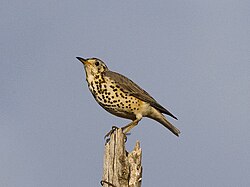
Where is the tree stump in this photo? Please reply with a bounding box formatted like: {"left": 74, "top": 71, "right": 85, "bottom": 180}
{"left": 101, "top": 128, "right": 142, "bottom": 187}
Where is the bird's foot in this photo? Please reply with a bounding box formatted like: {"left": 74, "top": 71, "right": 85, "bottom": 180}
{"left": 104, "top": 126, "right": 118, "bottom": 139}
{"left": 104, "top": 126, "right": 128, "bottom": 144}
{"left": 104, "top": 126, "right": 118, "bottom": 143}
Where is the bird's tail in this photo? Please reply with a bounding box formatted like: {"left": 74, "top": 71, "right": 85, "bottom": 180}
{"left": 159, "top": 116, "right": 180, "bottom": 137}
{"left": 148, "top": 109, "right": 180, "bottom": 137}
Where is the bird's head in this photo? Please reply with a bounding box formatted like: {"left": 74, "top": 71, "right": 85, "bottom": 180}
{"left": 76, "top": 57, "right": 108, "bottom": 78}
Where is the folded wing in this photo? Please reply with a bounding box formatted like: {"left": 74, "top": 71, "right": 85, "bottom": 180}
{"left": 103, "top": 71, "right": 178, "bottom": 120}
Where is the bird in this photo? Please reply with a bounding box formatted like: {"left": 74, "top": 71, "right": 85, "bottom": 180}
{"left": 76, "top": 57, "right": 180, "bottom": 137}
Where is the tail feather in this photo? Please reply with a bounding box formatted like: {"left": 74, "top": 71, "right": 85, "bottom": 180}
{"left": 159, "top": 116, "right": 180, "bottom": 137}
{"left": 148, "top": 108, "right": 180, "bottom": 137}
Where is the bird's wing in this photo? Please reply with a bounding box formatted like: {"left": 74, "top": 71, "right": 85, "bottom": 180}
{"left": 103, "top": 71, "right": 178, "bottom": 120}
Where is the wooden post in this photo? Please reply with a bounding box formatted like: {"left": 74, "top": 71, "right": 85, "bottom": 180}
{"left": 101, "top": 128, "right": 142, "bottom": 187}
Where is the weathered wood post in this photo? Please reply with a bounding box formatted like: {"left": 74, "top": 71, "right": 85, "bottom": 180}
{"left": 101, "top": 128, "right": 142, "bottom": 187}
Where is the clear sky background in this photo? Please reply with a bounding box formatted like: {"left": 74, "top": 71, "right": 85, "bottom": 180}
{"left": 1, "top": 1, "right": 250, "bottom": 186}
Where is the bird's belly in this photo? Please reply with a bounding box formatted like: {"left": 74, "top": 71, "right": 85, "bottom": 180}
{"left": 94, "top": 94, "right": 140, "bottom": 120}
{"left": 100, "top": 104, "right": 136, "bottom": 120}
{"left": 88, "top": 79, "right": 143, "bottom": 120}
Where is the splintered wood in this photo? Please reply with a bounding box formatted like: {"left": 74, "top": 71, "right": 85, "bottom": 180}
{"left": 102, "top": 128, "right": 142, "bottom": 187}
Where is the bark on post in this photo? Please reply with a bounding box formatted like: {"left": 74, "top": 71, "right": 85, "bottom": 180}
{"left": 101, "top": 128, "right": 142, "bottom": 187}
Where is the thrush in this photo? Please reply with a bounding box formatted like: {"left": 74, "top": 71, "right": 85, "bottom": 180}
{"left": 76, "top": 57, "right": 180, "bottom": 137}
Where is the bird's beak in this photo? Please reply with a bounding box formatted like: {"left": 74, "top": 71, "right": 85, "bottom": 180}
{"left": 76, "top": 57, "right": 91, "bottom": 66}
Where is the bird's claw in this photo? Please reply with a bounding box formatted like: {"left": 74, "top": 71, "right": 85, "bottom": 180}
{"left": 112, "top": 125, "right": 119, "bottom": 130}
{"left": 104, "top": 126, "right": 128, "bottom": 144}
{"left": 104, "top": 126, "right": 119, "bottom": 141}
{"left": 100, "top": 180, "right": 116, "bottom": 186}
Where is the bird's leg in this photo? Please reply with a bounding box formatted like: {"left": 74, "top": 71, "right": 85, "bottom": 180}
{"left": 121, "top": 118, "right": 141, "bottom": 134}
{"left": 104, "top": 117, "right": 141, "bottom": 141}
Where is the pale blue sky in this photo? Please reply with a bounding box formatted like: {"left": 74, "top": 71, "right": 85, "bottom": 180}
{"left": 1, "top": 1, "right": 250, "bottom": 186}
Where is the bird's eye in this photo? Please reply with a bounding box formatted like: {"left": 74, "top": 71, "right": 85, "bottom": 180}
{"left": 95, "top": 61, "right": 99, "bottom": 66}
